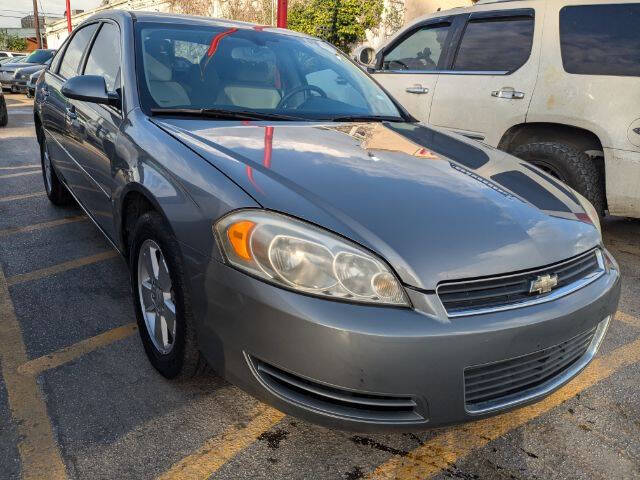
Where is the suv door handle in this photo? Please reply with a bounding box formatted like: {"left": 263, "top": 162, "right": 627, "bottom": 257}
{"left": 491, "top": 88, "right": 525, "bottom": 100}
{"left": 405, "top": 84, "right": 429, "bottom": 94}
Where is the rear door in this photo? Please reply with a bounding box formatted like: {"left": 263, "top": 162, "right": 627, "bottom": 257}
{"left": 41, "top": 22, "right": 99, "bottom": 189}
{"left": 371, "top": 16, "right": 460, "bottom": 123}
{"left": 428, "top": 6, "right": 543, "bottom": 146}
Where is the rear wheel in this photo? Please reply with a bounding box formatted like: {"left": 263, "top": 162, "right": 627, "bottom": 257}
{"left": 513, "top": 141, "right": 605, "bottom": 216}
{"left": 0, "top": 95, "right": 7, "bottom": 127}
{"left": 130, "top": 212, "right": 204, "bottom": 379}
{"left": 39, "top": 136, "right": 71, "bottom": 205}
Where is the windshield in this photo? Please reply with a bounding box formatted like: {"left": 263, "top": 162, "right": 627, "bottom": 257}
{"left": 24, "top": 49, "right": 54, "bottom": 63}
{"left": 135, "top": 23, "right": 402, "bottom": 120}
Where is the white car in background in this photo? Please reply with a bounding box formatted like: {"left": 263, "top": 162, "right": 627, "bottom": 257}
{"left": 361, "top": 0, "right": 640, "bottom": 219}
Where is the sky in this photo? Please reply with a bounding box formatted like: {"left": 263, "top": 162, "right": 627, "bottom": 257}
{"left": 0, "top": 0, "right": 103, "bottom": 28}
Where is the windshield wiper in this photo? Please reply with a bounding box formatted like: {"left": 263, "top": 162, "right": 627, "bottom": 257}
{"left": 150, "top": 108, "right": 305, "bottom": 121}
{"left": 328, "top": 115, "right": 406, "bottom": 123}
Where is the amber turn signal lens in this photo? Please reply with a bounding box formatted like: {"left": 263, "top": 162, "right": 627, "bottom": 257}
{"left": 227, "top": 221, "right": 255, "bottom": 260}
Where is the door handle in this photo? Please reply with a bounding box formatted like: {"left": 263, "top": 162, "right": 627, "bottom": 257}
{"left": 405, "top": 84, "right": 429, "bottom": 94}
{"left": 491, "top": 87, "right": 525, "bottom": 100}
{"left": 65, "top": 106, "right": 77, "bottom": 122}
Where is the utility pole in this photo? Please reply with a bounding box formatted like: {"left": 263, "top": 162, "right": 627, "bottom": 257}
{"left": 32, "top": 0, "right": 42, "bottom": 49}
{"left": 66, "top": 0, "right": 72, "bottom": 32}
{"left": 276, "top": 0, "right": 287, "bottom": 28}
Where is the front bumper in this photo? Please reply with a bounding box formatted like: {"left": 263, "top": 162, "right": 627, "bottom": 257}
{"left": 190, "top": 250, "right": 620, "bottom": 432}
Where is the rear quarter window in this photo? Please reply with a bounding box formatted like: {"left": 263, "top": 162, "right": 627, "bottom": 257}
{"left": 560, "top": 4, "right": 640, "bottom": 76}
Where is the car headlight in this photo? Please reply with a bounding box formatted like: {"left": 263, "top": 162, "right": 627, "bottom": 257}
{"left": 214, "top": 210, "right": 409, "bottom": 306}
{"left": 576, "top": 192, "right": 601, "bottom": 235}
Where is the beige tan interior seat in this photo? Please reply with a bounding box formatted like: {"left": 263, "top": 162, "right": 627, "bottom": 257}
{"left": 144, "top": 53, "right": 191, "bottom": 107}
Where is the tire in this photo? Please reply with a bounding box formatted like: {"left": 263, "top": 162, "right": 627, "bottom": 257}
{"left": 130, "top": 211, "right": 204, "bottom": 379}
{"left": 39, "top": 135, "right": 71, "bottom": 205}
{"left": 0, "top": 95, "right": 7, "bottom": 127}
{"left": 513, "top": 141, "right": 605, "bottom": 216}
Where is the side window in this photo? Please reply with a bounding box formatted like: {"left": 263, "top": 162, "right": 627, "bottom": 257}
{"left": 560, "top": 4, "right": 640, "bottom": 77}
{"left": 84, "top": 23, "right": 121, "bottom": 91}
{"left": 382, "top": 24, "right": 451, "bottom": 71}
{"left": 58, "top": 23, "right": 99, "bottom": 79}
{"left": 453, "top": 15, "right": 534, "bottom": 72}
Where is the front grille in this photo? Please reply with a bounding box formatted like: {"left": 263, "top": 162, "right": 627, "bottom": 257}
{"left": 464, "top": 326, "right": 597, "bottom": 412}
{"left": 438, "top": 249, "right": 603, "bottom": 317}
{"left": 251, "top": 357, "right": 423, "bottom": 423}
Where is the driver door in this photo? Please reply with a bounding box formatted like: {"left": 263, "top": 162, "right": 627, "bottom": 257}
{"left": 371, "top": 16, "right": 460, "bottom": 123}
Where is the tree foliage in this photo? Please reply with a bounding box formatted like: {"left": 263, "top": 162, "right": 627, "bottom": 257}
{"left": 288, "top": 0, "right": 384, "bottom": 52}
{"left": 0, "top": 31, "right": 27, "bottom": 51}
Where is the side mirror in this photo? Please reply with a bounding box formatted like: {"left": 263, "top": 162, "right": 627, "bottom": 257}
{"left": 353, "top": 46, "right": 376, "bottom": 68}
{"left": 61, "top": 75, "right": 121, "bottom": 109}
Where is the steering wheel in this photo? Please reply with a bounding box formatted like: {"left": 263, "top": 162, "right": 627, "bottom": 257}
{"left": 277, "top": 85, "right": 327, "bottom": 109}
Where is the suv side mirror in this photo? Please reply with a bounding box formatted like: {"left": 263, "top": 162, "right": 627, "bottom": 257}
{"left": 353, "top": 46, "right": 376, "bottom": 68}
{"left": 61, "top": 75, "right": 121, "bottom": 109}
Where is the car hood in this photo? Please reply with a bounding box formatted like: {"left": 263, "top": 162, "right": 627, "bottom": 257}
{"left": 0, "top": 62, "right": 37, "bottom": 71}
{"left": 154, "top": 119, "right": 601, "bottom": 290}
{"left": 16, "top": 64, "right": 44, "bottom": 75}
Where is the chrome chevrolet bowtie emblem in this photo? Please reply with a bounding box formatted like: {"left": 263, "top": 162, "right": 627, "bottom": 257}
{"left": 530, "top": 274, "right": 558, "bottom": 295}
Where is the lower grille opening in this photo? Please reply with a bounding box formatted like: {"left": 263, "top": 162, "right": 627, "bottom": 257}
{"left": 251, "top": 357, "right": 423, "bottom": 423}
{"left": 464, "top": 326, "right": 597, "bottom": 412}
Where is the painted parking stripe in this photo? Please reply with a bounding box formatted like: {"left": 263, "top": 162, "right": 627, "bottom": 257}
{"left": 0, "top": 170, "right": 41, "bottom": 179}
{"left": 0, "top": 191, "right": 45, "bottom": 203}
{"left": 0, "top": 265, "right": 67, "bottom": 479}
{"left": 615, "top": 311, "right": 640, "bottom": 328}
{"left": 6, "top": 250, "right": 119, "bottom": 286}
{"left": 156, "top": 404, "right": 285, "bottom": 480}
{"left": 18, "top": 323, "right": 138, "bottom": 376}
{"left": 365, "top": 334, "right": 640, "bottom": 480}
{"left": 0, "top": 164, "right": 40, "bottom": 170}
{"left": 0, "top": 215, "right": 87, "bottom": 237}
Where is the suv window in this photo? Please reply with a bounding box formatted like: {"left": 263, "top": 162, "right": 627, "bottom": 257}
{"left": 58, "top": 23, "right": 98, "bottom": 79}
{"left": 84, "top": 23, "right": 121, "bottom": 91}
{"left": 454, "top": 15, "right": 534, "bottom": 72}
{"left": 560, "top": 4, "right": 640, "bottom": 77}
{"left": 382, "top": 24, "right": 450, "bottom": 71}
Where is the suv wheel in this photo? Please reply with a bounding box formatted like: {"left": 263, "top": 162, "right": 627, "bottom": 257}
{"left": 513, "top": 141, "right": 605, "bottom": 216}
{"left": 39, "top": 136, "right": 71, "bottom": 205}
{"left": 130, "top": 211, "right": 205, "bottom": 379}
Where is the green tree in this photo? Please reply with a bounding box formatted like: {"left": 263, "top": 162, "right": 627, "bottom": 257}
{"left": 0, "top": 31, "right": 27, "bottom": 52}
{"left": 288, "top": 0, "right": 384, "bottom": 52}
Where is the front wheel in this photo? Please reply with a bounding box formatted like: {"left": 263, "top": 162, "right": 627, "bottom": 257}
{"left": 513, "top": 141, "right": 605, "bottom": 216}
{"left": 130, "top": 212, "right": 204, "bottom": 379}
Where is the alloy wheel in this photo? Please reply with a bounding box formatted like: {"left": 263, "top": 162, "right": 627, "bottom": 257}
{"left": 137, "top": 239, "right": 177, "bottom": 354}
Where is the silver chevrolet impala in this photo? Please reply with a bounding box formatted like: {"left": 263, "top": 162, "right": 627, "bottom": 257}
{"left": 33, "top": 11, "right": 620, "bottom": 432}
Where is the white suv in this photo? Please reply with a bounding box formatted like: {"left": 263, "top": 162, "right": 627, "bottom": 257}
{"left": 365, "top": 0, "right": 640, "bottom": 218}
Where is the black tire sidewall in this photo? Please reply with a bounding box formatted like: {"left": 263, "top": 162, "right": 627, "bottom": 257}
{"left": 130, "top": 212, "right": 190, "bottom": 378}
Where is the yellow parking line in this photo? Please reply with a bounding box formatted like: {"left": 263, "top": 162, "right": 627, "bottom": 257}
{"left": 18, "top": 323, "right": 138, "bottom": 376}
{"left": 0, "top": 170, "right": 41, "bottom": 179}
{"left": 0, "top": 265, "right": 67, "bottom": 479}
{"left": 0, "top": 164, "right": 40, "bottom": 170}
{"left": 366, "top": 336, "right": 640, "bottom": 480}
{"left": 0, "top": 191, "right": 45, "bottom": 203}
{"left": 0, "top": 215, "right": 87, "bottom": 237}
{"left": 157, "top": 404, "right": 285, "bottom": 480}
{"left": 6, "top": 250, "right": 119, "bottom": 286}
{"left": 616, "top": 311, "right": 639, "bottom": 328}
